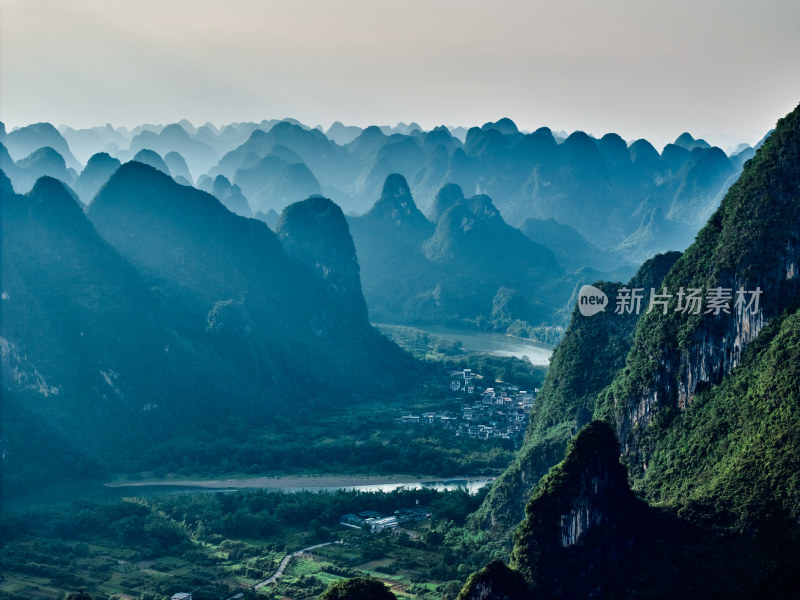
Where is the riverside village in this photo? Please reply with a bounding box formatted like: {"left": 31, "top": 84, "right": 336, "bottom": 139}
{"left": 396, "top": 369, "right": 538, "bottom": 442}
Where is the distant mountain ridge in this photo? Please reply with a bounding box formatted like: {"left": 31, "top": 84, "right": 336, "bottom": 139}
{"left": 2, "top": 116, "right": 756, "bottom": 263}
{"left": 1, "top": 115, "right": 755, "bottom": 340}
{"left": 348, "top": 173, "right": 614, "bottom": 338}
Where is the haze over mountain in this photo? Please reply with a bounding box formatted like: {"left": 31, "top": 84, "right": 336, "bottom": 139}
{"left": 2, "top": 122, "right": 82, "bottom": 171}
{"left": 348, "top": 173, "right": 635, "bottom": 339}
{"left": 205, "top": 174, "right": 252, "bottom": 217}
{"left": 0, "top": 161, "right": 410, "bottom": 493}
{"left": 1, "top": 115, "right": 755, "bottom": 268}
{"left": 0, "top": 114, "right": 768, "bottom": 352}
{"left": 124, "top": 123, "right": 219, "bottom": 180}
{"left": 2, "top": 0, "right": 798, "bottom": 596}
{"left": 7, "top": 146, "right": 75, "bottom": 193}
{"left": 72, "top": 152, "right": 121, "bottom": 204}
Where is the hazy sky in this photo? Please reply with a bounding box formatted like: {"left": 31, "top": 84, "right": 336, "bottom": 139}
{"left": 1, "top": 0, "right": 798, "bottom": 150}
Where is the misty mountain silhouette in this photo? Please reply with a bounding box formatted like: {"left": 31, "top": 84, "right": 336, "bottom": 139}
{"left": 73, "top": 152, "right": 121, "bottom": 204}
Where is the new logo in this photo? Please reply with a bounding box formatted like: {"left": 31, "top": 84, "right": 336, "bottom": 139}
{"left": 577, "top": 285, "right": 608, "bottom": 317}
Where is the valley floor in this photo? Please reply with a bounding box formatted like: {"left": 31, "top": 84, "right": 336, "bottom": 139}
{"left": 0, "top": 485, "right": 488, "bottom": 600}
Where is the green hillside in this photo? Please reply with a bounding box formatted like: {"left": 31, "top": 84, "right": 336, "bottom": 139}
{"left": 458, "top": 103, "right": 800, "bottom": 597}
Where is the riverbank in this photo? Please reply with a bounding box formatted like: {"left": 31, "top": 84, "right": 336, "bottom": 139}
{"left": 3, "top": 474, "right": 496, "bottom": 513}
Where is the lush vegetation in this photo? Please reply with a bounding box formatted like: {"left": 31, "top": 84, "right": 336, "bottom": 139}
{"left": 1, "top": 113, "right": 786, "bottom": 600}
{"left": 0, "top": 486, "right": 490, "bottom": 600}
{"left": 469, "top": 251, "right": 679, "bottom": 541}
{"left": 113, "top": 353, "right": 543, "bottom": 482}
{"left": 641, "top": 304, "right": 800, "bottom": 526}
{"left": 457, "top": 104, "right": 800, "bottom": 598}
{"left": 469, "top": 421, "right": 800, "bottom": 600}
{"left": 0, "top": 166, "right": 413, "bottom": 497}
{"left": 2, "top": 384, "right": 518, "bottom": 496}
{"left": 1, "top": 354, "right": 544, "bottom": 599}
{"left": 596, "top": 103, "right": 800, "bottom": 477}
{"left": 319, "top": 576, "right": 396, "bottom": 600}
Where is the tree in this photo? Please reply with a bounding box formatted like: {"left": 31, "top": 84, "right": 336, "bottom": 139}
{"left": 319, "top": 576, "right": 397, "bottom": 600}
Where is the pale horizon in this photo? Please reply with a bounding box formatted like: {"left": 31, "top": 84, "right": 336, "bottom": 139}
{"left": 2, "top": 0, "right": 799, "bottom": 152}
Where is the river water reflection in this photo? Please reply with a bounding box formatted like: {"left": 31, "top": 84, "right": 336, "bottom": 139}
{"left": 4, "top": 477, "right": 496, "bottom": 513}
{"left": 397, "top": 324, "right": 554, "bottom": 365}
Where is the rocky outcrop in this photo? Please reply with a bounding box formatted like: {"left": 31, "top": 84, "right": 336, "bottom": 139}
{"left": 276, "top": 195, "right": 368, "bottom": 322}
{"left": 467, "top": 414, "right": 800, "bottom": 599}
{"left": 0, "top": 336, "right": 60, "bottom": 397}
{"left": 464, "top": 105, "right": 800, "bottom": 600}
{"left": 367, "top": 172, "right": 431, "bottom": 228}
{"left": 457, "top": 560, "right": 529, "bottom": 600}
{"left": 505, "top": 422, "right": 647, "bottom": 597}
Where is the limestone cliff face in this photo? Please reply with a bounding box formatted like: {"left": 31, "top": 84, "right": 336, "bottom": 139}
{"left": 558, "top": 494, "right": 605, "bottom": 548}
{"left": 0, "top": 336, "right": 60, "bottom": 397}
{"left": 603, "top": 104, "right": 800, "bottom": 472}
{"left": 506, "top": 422, "right": 643, "bottom": 597}
{"left": 512, "top": 421, "right": 630, "bottom": 550}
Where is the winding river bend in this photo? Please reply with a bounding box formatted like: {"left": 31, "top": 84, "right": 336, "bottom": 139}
{"left": 380, "top": 324, "right": 555, "bottom": 366}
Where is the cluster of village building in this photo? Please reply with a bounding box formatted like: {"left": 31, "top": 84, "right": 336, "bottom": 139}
{"left": 396, "top": 369, "right": 538, "bottom": 440}
{"left": 339, "top": 506, "right": 433, "bottom": 533}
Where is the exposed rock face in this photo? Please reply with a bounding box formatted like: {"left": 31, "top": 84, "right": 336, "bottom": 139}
{"left": 467, "top": 414, "right": 800, "bottom": 599}
{"left": 464, "top": 106, "right": 800, "bottom": 600}
{"left": 675, "top": 293, "right": 769, "bottom": 408}
{"left": 506, "top": 422, "right": 645, "bottom": 597}
{"left": 559, "top": 496, "right": 604, "bottom": 548}
{"left": 0, "top": 336, "right": 60, "bottom": 397}
{"left": 603, "top": 104, "right": 800, "bottom": 472}
{"left": 513, "top": 421, "right": 630, "bottom": 549}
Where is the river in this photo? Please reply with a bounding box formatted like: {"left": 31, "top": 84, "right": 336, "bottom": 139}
{"left": 389, "top": 324, "right": 554, "bottom": 366}
{"left": 2, "top": 475, "right": 496, "bottom": 513}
